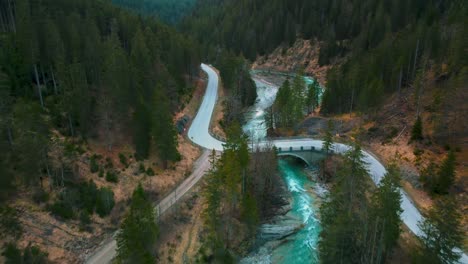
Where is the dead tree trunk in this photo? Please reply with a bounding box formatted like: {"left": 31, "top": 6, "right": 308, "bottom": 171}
{"left": 50, "top": 67, "right": 58, "bottom": 94}
{"left": 6, "top": 126, "right": 13, "bottom": 147}
{"left": 7, "top": 0, "right": 15, "bottom": 33}
{"left": 68, "top": 114, "right": 74, "bottom": 137}
{"left": 34, "top": 64, "right": 44, "bottom": 108}
{"left": 398, "top": 68, "right": 403, "bottom": 96}
{"left": 412, "top": 39, "right": 420, "bottom": 78}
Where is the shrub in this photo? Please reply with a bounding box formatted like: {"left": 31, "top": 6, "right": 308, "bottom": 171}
{"left": 410, "top": 116, "right": 423, "bottom": 141}
{"left": 0, "top": 206, "right": 22, "bottom": 238}
{"left": 48, "top": 200, "right": 74, "bottom": 220}
{"left": 139, "top": 163, "right": 146, "bottom": 174}
{"left": 98, "top": 169, "right": 104, "bottom": 178}
{"left": 105, "top": 171, "right": 118, "bottom": 183}
{"left": 2, "top": 242, "right": 22, "bottom": 263}
{"left": 33, "top": 188, "right": 49, "bottom": 204}
{"left": 2, "top": 243, "right": 49, "bottom": 264}
{"left": 105, "top": 157, "right": 113, "bottom": 169}
{"left": 413, "top": 148, "right": 424, "bottom": 156}
{"left": 79, "top": 181, "right": 98, "bottom": 213}
{"left": 95, "top": 188, "right": 115, "bottom": 217}
{"left": 79, "top": 211, "right": 91, "bottom": 231}
{"left": 90, "top": 155, "right": 100, "bottom": 173}
{"left": 119, "top": 153, "right": 128, "bottom": 168}
{"left": 146, "top": 167, "right": 155, "bottom": 176}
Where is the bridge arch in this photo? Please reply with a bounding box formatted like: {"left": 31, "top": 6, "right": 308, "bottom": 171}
{"left": 277, "top": 152, "right": 311, "bottom": 167}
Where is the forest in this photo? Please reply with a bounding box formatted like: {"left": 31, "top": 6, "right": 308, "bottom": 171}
{"left": 0, "top": 0, "right": 466, "bottom": 263}
{"left": 112, "top": 0, "right": 196, "bottom": 24}
{"left": 0, "top": 0, "right": 201, "bottom": 259}
{"left": 183, "top": 0, "right": 467, "bottom": 125}
{"left": 0, "top": 0, "right": 201, "bottom": 195}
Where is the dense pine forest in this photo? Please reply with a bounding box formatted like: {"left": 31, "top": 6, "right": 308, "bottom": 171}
{"left": 0, "top": 0, "right": 466, "bottom": 263}
{"left": 184, "top": 0, "right": 466, "bottom": 127}
{"left": 0, "top": 0, "right": 200, "bottom": 196}
{"left": 0, "top": 0, "right": 202, "bottom": 260}
{"left": 112, "top": 0, "right": 196, "bottom": 24}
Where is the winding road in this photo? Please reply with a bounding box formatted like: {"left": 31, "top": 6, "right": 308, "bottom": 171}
{"left": 86, "top": 64, "right": 467, "bottom": 264}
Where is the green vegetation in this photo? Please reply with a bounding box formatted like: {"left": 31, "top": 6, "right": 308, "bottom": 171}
{"left": 0, "top": 206, "right": 22, "bottom": 238}
{"left": 217, "top": 52, "right": 258, "bottom": 128}
{"left": 306, "top": 82, "right": 320, "bottom": 113}
{"left": 268, "top": 72, "right": 316, "bottom": 130}
{"left": 201, "top": 124, "right": 279, "bottom": 260}
{"left": 90, "top": 155, "right": 100, "bottom": 173}
{"left": 319, "top": 144, "right": 402, "bottom": 263}
{"left": 139, "top": 163, "right": 146, "bottom": 174}
{"left": 322, "top": 120, "right": 334, "bottom": 154}
{"left": 119, "top": 153, "right": 129, "bottom": 168}
{"left": 95, "top": 187, "right": 115, "bottom": 217}
{"left": 2, "top": 243, "right": 49, "bottom": 264}
{"left": 184, "top": 0, "right": 466, "bottom": 133}
{"left": 0, "top": 0, "right": 199, "bottom": 203}
{"left": 411, "top": 116, "right": 424, "bottom": 142}
{"left": 48, "top": 180, "right": 115, "bottom": 220}
{"left": 105, "top": 171, "right": 119, "bottom": 183}
{"left": 116, "top": 184, "right": 158, "bottom": 263}
{"left": 414, "top": 198, "right": 462, "bottom": 263}
{"left": 113, "top": 0, "right": 196, "bottom": 24}
{"left": 146, "top": 167, "right": 155, "bottom": 176}
{"left": 421, "top": 151, "right": 457, "bottom": 195}
{"left": 202, "top": 124, "right": 251, "bottom": 257}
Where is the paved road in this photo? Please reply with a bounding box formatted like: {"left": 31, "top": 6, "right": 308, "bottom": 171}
{"left": 86, "top": 63, "right": 467, "bottom": 263}
{"left": 188, "top": 64, "right": 225, "bottom": 151}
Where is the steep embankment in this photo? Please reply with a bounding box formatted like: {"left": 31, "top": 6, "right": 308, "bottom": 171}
{"left": 252, "top": 39, "right": 335, "bottom": 85}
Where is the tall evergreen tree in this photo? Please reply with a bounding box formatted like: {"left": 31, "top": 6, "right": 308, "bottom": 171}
{"left": 202, "top": 150, "right": 222, "bottom": 248}
{"left": 306, "top": 82, "right": 320, "bottom": 113}
{"left": 411, "top": 116, "right": 424, "bottom": 142}
{"left": 319, "top": 143, "right": 370, "bottom": 263}
{"left": 152, "top": 88, "right": 179, "bottom": 169}
{"left": 415, "top": 198, "right": 462, "bottom": 264}
{"left": 322, "top": 120, "right": 334, "bottom": 154}
{"left": 116, "top": 184, "right": 158, "bottom": 263}
{"left": 435, "top": 150, "right": 456, "bottom": 194}
{"left": 366, "top": 163, "right": 403, "bottom": 263}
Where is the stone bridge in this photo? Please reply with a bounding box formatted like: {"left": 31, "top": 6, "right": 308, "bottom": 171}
{"left": 276, "top": 145, "right": 328, "bottom": 166}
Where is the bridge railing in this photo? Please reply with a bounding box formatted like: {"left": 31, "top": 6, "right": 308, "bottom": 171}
{"left": 277, "top": 145, "right": 325, "bottom": 153}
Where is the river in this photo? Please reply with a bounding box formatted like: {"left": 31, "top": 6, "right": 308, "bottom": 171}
{"left": 241, "top": 76, "right": 322, "bottom": 263}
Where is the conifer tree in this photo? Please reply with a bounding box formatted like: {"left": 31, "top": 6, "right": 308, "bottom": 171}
{"left": 117, "top": 184, "right": 158, "bottom": 264}
{"left": 152, "top": 89, "right": 179, "bottom": 168}
{"left": 435, "top": 150, "right": 456, "bottom": 194}
{"left": 202, "top": 150, "right": 222, "bottom": 248}
{"left": 411, "top": 116, "right": 424, "bottom": 141}
{"left": 307, "top": 82, "right": 320, "bottom": 113}
{"left": 367, "top": 163, "right": 403, "bottom": 263}
{"left": 133, "top": 101, "right": 151, "bottom": 160}
{"left": 322, "top": 120, "right": 334, "bottom": 154}
{"left": 416, "top": 198, "right": 462, "bottom": 264}
{"left": 319, "top": 143, "right": 370, "bottom": 263}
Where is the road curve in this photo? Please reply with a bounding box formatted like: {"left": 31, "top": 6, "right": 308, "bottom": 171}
{"left": 86, "top": 63, "right": 467, "bottom": 264}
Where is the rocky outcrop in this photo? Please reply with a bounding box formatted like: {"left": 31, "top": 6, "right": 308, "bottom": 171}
{"left": 252, "top": 39, "right": 332, "bottom": 86}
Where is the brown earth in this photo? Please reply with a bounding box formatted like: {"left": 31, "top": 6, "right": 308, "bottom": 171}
{"left": 156, "top": 189, "right": 205, "bottom": 263}
{"left": 252, "top": 39, "right": 336, "bottom": 86}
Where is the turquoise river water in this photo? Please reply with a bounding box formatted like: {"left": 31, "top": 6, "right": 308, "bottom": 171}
{"left": 241, "top": 76, "right": 322, "bottom": 263}
{"left": 272, "top": 159, "right": 321, "bottom": 263}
